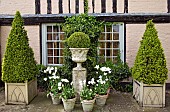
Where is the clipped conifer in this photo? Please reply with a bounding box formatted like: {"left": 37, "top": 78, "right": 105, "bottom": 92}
{"left": 1, "top": 11, "right": 38, "bottom": 83}
{"left": 132, "top": 20, "right": 168, "bottom": 84}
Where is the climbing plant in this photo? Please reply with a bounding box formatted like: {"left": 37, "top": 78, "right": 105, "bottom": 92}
{"left": 62, "top": 13, "right": 103, "bottom": 81}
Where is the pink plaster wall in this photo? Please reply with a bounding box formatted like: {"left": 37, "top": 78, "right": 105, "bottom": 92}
{"left": 0, "top": 26, "right": 40, "bottom": 64}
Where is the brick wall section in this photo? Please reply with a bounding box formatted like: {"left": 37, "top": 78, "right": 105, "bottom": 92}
{"left": 0, "top": 0, "right": 35, "bottom": 14}
{"left": 0, "top": 26, "right": 40, "bottom": 63}
{"left": 129, "top": 0, "right": 167, "bottom": 13}
{"left": 126, "top": 24, "right": 170, "bottom": 83}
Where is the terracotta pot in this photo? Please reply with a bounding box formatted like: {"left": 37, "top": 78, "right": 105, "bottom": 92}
{"left": 50, "top": 93, "right": 61, "bottom": 105}
{"left": 62, "top": 97, "right": 76, "bottom": 112}
{"left": 96, "top": 94, "right": 108, "bottom": 106}
{"left": 81, "top": 98, "right": 95, "bottom": 112}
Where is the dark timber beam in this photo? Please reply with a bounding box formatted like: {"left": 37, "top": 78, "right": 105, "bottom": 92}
{"left": 124, "top": 0, "right": 128, "bottom": 13}
{"left": 47, "top": 0, "right": 52, "bottom": 14}
{"left": 35, "top": 0, "right": 40, "bottom": 14}
{"left": 0, "top": 13, "right": 170, "bottom": 25}
{"left": 168, "top": 0, "right": 170, "bottom": 13}
{"left": 113, "top": 0, "right": 117, "bottom": 13}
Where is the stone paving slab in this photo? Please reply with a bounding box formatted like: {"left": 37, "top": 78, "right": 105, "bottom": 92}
{"left": 0, "top": 89, "right": 170, "bottom": 112}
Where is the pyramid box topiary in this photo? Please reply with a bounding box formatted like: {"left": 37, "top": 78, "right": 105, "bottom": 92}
{"left": 2, "top": 11, "right": 38, "bottom": 83}
{"left": 132, "top": 20, "right": 168, "bottom": 107}
{"left": 1, "top": 11, "right": 38, "bottom": 104}
{"left": 132, "top": 20, "right": 168, "bottom": 84}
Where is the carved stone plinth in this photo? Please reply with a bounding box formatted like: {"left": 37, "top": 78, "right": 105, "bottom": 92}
{"left": 5, "top": 78, "right": 37, "bottom": 104}
{"left": 133, "top": 80, "right": 165, "bottom": 107}
{"left": 72, "top": 67, "right": 86, "bottom": 102}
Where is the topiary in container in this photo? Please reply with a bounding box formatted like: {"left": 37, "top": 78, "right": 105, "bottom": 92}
{"left": 1, "top": 11, "right": 38, "bottom": 104}
{"left": 67, "top": 32, "right": 90, "bottom": 48}
{"left": 132, "top": 20, "right": 168, "bottom": 107}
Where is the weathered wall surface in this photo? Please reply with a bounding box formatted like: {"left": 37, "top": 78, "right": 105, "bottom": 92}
{"left": 126, "top": 24, "right": 170, "bottom": 82}
{"left": 0, "top": 26, "right": 40, "bottom": 63}
{"left": 128, "top": 0, "right": 167, "bottom": 13}
{"left": 0, "top": 0, "right": 35, "bottom": 14}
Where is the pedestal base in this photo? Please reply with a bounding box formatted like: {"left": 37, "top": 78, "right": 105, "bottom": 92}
{"left": 72, "top": 67, "right": 86, "bottom": 103}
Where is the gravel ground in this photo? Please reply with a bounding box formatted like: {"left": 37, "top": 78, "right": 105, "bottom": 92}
{"left": 0, "top": 88, "right": 170, "bottom": 112}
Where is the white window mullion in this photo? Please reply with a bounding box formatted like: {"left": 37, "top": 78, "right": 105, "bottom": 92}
{"left": 119, "top": 23, "right": 124, "bottom": 62}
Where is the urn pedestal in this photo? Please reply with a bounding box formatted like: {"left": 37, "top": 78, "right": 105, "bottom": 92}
{"left": 69, "top": 48, "right": 89, "bottom": 102}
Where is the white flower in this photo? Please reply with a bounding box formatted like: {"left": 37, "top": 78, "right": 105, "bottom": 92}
{"left": 49, "top": 76, "right": 53, "bottom": 79}
{"left": 56, "top": 76, "right": 60, "bottom": 79}
{"left": 52, "top": 75, "right": 58, "bottom": 79}
{"left": 88, "top": 81, "right": 91, "bottom": 84}
{"left": 97, "top": 80, "right": 99, "bottom": 82}
{"left": 90, "top": 89, "right": 92, "bottom": 91}
{"left": 44, "top": 78, "right": 47, "bottom": 81}
{"left": 106, "top": 67, "right": 111, "bottom": 71}
{"left": 52, "top": 72, "right": 56, "bottom": 76}
{"left": 105, "top": 78, "right": 109, "bottom": 81}
{"left": 58, "top": 87, "right": 62, "bottom": 90}
{"left": 96, "top": 84, "right": 98, "bottom": 86}
{"left": 50, "top": 67, "right": 54, "bottom": 70}
{"left": 99, "top": 75, "right": 102, "bottom": 79}
{"left": 61, "top": 79, "right": 69, "bottom": 83}
{"left": 108, "top": 70, "right": 111, "bottom": 74}
{"left": 96, "top": 72, "right": 98, "bottom": 74}
{"left": 46, "top": 67, "right": 50, "bottom": 72}
{"left": 58, "top": 82, "right": 62, "bottom": 87}
{"left": 94, "top": 65, "right": 100, "bottom": 70}
{"left": 49, "top": 70, "right": 52, "bottom": 74}
{"left": 100, "top": 67, "right": 107, "bottom": 72}
{"left": 55, "top": 67, "right": 57, "bottom": 70}
{"left": 104, "top": 72, "right": 107, "bottom": 76}
{"left": 91, "top": 78, "right": 95, "bottom": 85}
{"left": 44, "top": 70, "right": 47, "bottom": 73}
{"left": 83, "top": 80, "right": 86, "bottom": 85}
{"left": 71, "top": 81, "right": 73, "bottom": 85}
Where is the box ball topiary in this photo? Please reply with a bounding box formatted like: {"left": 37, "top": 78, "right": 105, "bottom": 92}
{"left": 132, "top": 20, "right": 168, "bottom": 84}
{"left": 1, "top": 11, "right": 38, "bottom": 83}
{"left": 67, "top": 32, "right": 90, "bottom": 48}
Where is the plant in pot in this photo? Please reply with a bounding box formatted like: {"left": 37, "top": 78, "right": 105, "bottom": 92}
{"left": 43, "top": 66, "right": 62, "bottom": 105}
{"left": 132, "top": 20, "right": 168, "bottom": 107}
{"left": 60, "top": 81, "right": 76, "bottom": 112}
{"left": 1, "top": 11, "right": 38, "bottom": 104}
{"left": 92, "top": 65, "right": 111, "bottom": 106}
{"left": 80, "top": 84, "right": 96, "bottom": 112}
{"left": 66, "top": 32, "right": 91, "bottom": 99}
{"left": 66, "top": 32, "right": 91, "bottom": 68}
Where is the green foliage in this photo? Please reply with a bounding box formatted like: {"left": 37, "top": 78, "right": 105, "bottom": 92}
{"left": 80, "top": 86, "right": 96, "bottom": 100}
{"left": 66, "top": 32, "right": 90, "bottom": 48}
{"left": 1, "top": 11, "right": 38, "bottom": 83}
{"left": 62, "top": 13, "right": 103, "bottom": 79}
{"left": 36, "top": 64, "right": 48, "bottom": 90}
{"left": 84, "top": 0, "right": 88, "bottom": 14}
{"left": 132, "top": 20, "right": 168, "bottom": 84}
{"left": 60, "top": 83, "right": 75, "bottom": 100}
{"left": 99, "top": 53, "right": 131, "bottom": 91}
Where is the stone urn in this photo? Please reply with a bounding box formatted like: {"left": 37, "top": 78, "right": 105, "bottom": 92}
{"left": 96, "top": 94, "right": 108, "bottom": 106}
{"left": 81, "top": 98, "right": 95, "bottom": 112}
{"left": 69, "top": 48, "right": 89, "bottom": 102}
{"left": 69, "top": 48, "right": 89, "bottom": 68}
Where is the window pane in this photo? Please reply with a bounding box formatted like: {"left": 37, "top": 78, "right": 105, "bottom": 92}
{"left": 47, "top": 34, "right": 52, "bottom": 40}
{"left": 54, "top": 49, "right": 59, "bottom": 56}
{"left": 99, "top": 33, "right": 105, "bottom": 40}
{"left": 47, "top": 42, "right": 53, "bottom": 48}
{"left": 106, "top": 26, "right": 111, "bottom": 32}
{"left": 54, "top": 57, "right": 59, "bottom": 64}
{"left": 113, "top": 33, "right": 119, "bottom": 40}
{"left": 99, "top": 42, "right": 105, "bottom": 48}
{"left": 48, "top": 49, "right": 53, "bottom": 56}
{"left": 47, "top": 26, "right": 52, "bottom": 32}
{"left": 113, "top": 42, "right": 119, "bottom": 48}
{"left": 53, "top": 26, "right": 59, "bottom": 32}
{"left": 113, "top": 50, "right": 119, "bottom": 56}
{"left": 113, "top": 25, "right": 119, "bottom": 32}
{"left": 54, "top": 42, "right": 60, "bottom": 48}
{"left": 48, "top": 57, "right": 53, "bottom": 64}
{"left": 53, "top": 33, "right": 59, "bottom": 40}
{"left": 60, "top": 33, "right": 65, "bottom": 40}
{"left": 106, "top": 33, "right": 111, "bottom": 40}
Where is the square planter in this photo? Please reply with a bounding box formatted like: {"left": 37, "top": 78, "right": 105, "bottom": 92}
{"left": 5, "top": 78, "right": 37, "bottom": 104}
{"left": 133, "top": 80, "right": 165, "bottom": 107}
